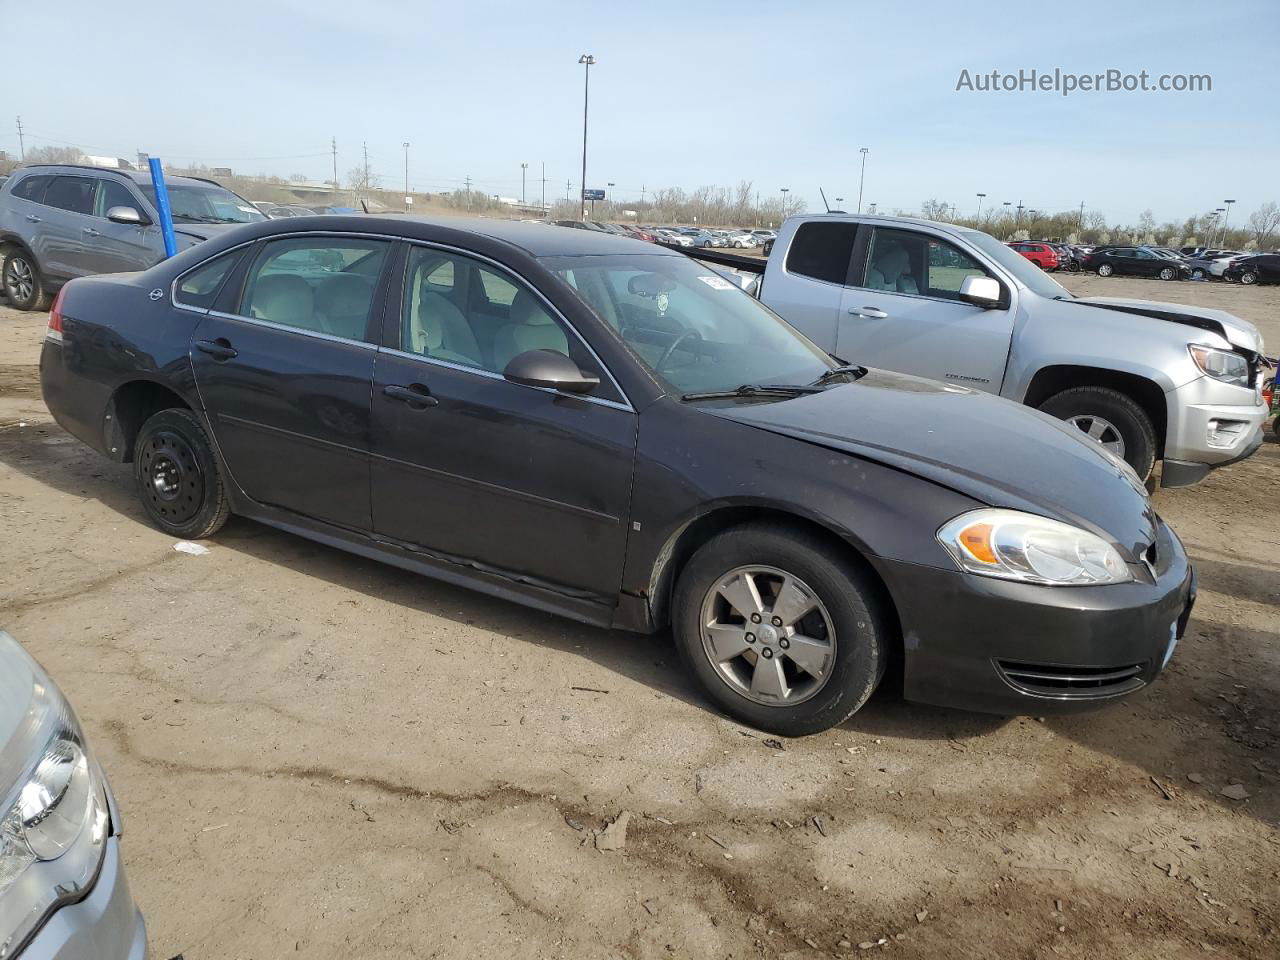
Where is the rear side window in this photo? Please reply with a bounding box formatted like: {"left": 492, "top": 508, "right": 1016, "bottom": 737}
{"left": 176, "top": 251, "right": 243, "bottom": 309}
{"left": 11, "top": 174, "right": 52, "bottom": 203}
{"left": 44, "top": 177, "right": 97, "bottom": 215}
{"left": 785, "top": 221, "right": 857, "bottom": 284}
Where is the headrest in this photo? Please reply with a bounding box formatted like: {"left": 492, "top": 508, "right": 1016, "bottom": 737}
{"left": 251, "top": 274, "right": 313, "bottom": 326}
{"left": 509, "top": 288, "right": 555, "bottom": 326}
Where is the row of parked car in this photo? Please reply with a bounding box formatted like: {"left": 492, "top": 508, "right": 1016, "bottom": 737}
{"left": 1007, "top": 239, "right": 1279, "bottom": 284}
{"left": 552, "top": 220, "right": 777, "bottom": 250}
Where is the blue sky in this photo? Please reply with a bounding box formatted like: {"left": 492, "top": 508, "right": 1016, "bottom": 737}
{"left": 1, "top": 0, "right": 1274, "bottom": 224}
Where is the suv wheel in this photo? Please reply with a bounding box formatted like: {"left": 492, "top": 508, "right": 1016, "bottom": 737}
{"left": 1096, "top": 263, "right": 1114, "bottom": 277}
{"left": 1040, "top": 386, "right": 1157, "bottom": 480}
{"left": 1240, "top": 270, "right": 1258, "bottom": 285}
{"left": 672, "top": 524, "right": 887, "bottom": 736}
{"left": 134, "top": 408, "right": 231, "bottom": 539}
{"left": 1158, "top": 266, "right": 1176, "bottom": 281}
{"left": 2, "top": 250, "right": 49, "bottom": 311}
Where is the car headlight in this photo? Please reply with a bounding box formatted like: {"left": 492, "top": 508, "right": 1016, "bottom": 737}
{"left": 0, "top": 633, "right": 110, "bottom": 957}
{"left": 1189, "top": 344, "right": 1249, "bottom": 388}
{"left": 937, "top": 509, "right": 1133, "bottom": 586}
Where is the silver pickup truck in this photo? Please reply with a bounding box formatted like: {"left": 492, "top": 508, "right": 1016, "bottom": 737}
{"left": 711, "top": 214, "right": 1269, "bottom": 486}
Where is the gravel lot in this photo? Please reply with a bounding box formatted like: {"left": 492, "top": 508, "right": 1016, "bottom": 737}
{"left": 0, "top": 273, "right": 1277, "bottom": 959}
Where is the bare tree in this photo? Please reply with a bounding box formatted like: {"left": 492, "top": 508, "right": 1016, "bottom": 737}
{"left": 1247, "top": 201, "right": 1280, "bottom": 250}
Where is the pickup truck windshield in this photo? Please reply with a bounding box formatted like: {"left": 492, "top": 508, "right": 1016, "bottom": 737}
{"left": 960, "top": 229, "right": 1073, "bottom": 300}
{"left": 541, "top": 253, "right": 835, "bottom": 396}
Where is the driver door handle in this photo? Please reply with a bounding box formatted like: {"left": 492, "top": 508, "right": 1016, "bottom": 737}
{"left": 383, "top": 383, "right": 439, "bottom": 408}
{"left": 25, "top": 214, "right": 41, "bottom": 223}
{"left": 82, "top": 227, "right": 101, "bottom": 237}
{"left": 848, "top": 306, "right": 889, "bottom": 319}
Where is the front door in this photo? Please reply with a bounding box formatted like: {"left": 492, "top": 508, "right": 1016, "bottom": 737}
{"left": 369, "top": 245, "right": 636, "bottom": 601}
{"left": 189, "top": 234, "right": 394, "bottom": 529}
{"left": 83, "top": 178, "right": 157, "bottom": 274}
{"left": 835, "top": 225, "right": 1015, "bottom": 393}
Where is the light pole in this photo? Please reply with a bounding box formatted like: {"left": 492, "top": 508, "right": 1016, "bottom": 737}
{"left": 1015, "top": 201, "right": 1024, "bottom": 231}
{"left": 780, "top": 187, "right": 790, "bottom": 218}
{"left": 856, "top": 147, "right": 869, "bottom": 213}
{"left": 578, "top": 54, "right": 596, "bottom": 220}
{"left": 1220, "top": 199, "right": 1236, "bottom": 246}
{"left": 975, "top": 192, "right": 986, "bottom": 220}
{"left": 402, "top": 142, "right": 410, "bottom": 210}
{"left": 1212, "top": 207, "right": 1225, "bottom": 246}
{"left": 520, "top": 163, "right": 528, "bottom": 204}
{"left": 867, "top": 202, "right": 876, "bottom": 215}
{"left": 607, "top": 181, "right": 615, "bottom": 209}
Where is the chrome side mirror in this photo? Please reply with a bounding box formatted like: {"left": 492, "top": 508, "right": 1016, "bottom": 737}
{"left": 106, "top": 205, "right": 151, "bottom": 226}
{"left": 959, "top": 275, "right": 1003, "bottom": 308}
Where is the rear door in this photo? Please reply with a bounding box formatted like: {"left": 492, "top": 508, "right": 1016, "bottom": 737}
{"left": 37, "top": 176, "right": 99, "bottom": 278}
{"left": 189, "top": 234, "right": 394, "bottom": 529}
{"left": 836, "top": 225, "right": 1014, "bottom": 392}
{"left": 1132, "top": 248, "right": 1161, "bottom": 276}
{"left": 369, "top": 243, "right": 636, "bottom": 602}
{"left": 83, "top": 178, "right": 157, "bottom": 274}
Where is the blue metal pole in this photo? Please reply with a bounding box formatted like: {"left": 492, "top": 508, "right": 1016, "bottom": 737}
{"left": 147, "top": 157, "right": 178, "bottom": 258}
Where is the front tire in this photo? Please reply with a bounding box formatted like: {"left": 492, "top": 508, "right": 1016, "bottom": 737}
{"left": 672, "top": 524, "right": 888, "bottom": 736}
{"left": 1097, "top": 263, "right": 1114, "bottom": 277}
{"left": 134, "top": 408, "right": 231, "bottom": 539}
{"left": 1040, "top": 386, "right": 1157, "bottom": 480}
{"left": 2, "top": 250, "right": 50, "bottom": 311}
{"left": 1240, "top": 270, "right": 1258, "bottom": 285}
{"left": 1191, "top": 268, "right": 1205, "bottom": 280}
{"left": 1159, "top": 266, "right": 1176, "bottom": 281}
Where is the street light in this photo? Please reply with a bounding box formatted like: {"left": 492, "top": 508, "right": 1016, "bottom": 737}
{"left": 780, "top": 187, "right": 790, "bottom": 217}
{"left": 403, "top": 142, "right": 410, "bottom": 211}
{"left": 975, "top": 192, "right": 986, "bottom": 219}
{"left": 856, "top": 147, "right": 870, "bottom": 213}
{"left": 1211, "top": 207, "right": 1225, "bottom": 246}
{"left": 867, "top": 202, "right": 876, "bottom": 214}
{"left": 607, "top": 181, "right": 615, "bottom": 206}
{"left": 578, "top": 54, "right": 596, "bottom": 221}
{"left": 521, "top": 162, "right": 528, "bottom": 204}
{"left": 1220, "top": 199, "right": 1236, "bottom": 246}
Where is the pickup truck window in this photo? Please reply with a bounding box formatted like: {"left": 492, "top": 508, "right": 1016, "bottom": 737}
{"left": 861, "top": 227, "right": 991, "bottom": 302}
{"left": 785, "top": 222, "right": 856, "bottom": 284}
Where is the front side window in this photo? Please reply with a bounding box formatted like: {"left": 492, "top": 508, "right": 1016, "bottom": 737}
{"left": 542, "top": 252, "right": 834, "bottom": 397}
{"left": 785, "top": 221, "right": 857, "bottom": 284}
{"left": 862, "top": 227, "right": 992, "bottom": 300}
{"left": 239, "top": 237, "right": 390, "bottom": 341}
{"left": 94, "top": 180, "right": 142, "bottom": 219}
{"left": 924, "top": 237, "right": 991, "bottom": 297}
{"left": 44, "top": 177, "right": 97, "bottom": 215}
{"left": 1134, "top": 249, "right": 1156, "bottom": 260}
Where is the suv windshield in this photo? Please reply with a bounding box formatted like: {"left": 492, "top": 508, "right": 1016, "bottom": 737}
{"left": 960, "top": 229, "right": 1072, "bottom": 299}
{"left": 139, "top": 182, "right": 266, "bottom": 224}
{"left": 540, "top": 253, "right": 836, "bottom": 396}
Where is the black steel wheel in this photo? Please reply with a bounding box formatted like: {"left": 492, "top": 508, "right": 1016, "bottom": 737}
{"left": 134, "top": 408, "right": 230, "bottom": 539}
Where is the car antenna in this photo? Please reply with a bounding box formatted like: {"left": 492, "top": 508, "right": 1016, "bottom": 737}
{"left": 359, "top": 198, "right": 369, "bottom": 214}
{"left": 819, "top": 187, "right": 831, "bottom": 213}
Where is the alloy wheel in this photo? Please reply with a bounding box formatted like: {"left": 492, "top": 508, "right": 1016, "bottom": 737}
{"left": 1241, "top": 271, "right": 1258, "bottom": 285}
{"left": 1159, "top": 267, "right": 1174, "bottom": 280}
{"left": 1066, "top": 414, "right": 1126, "bottom": 457}
{"left": 1098, "top": 264, "right": 1113, "bottom": 277}
{"left": 699, "top": 565, "right": 836, "bottom": 707}
{"left": 4, "top": 256, "right": 34, "bottom": 304}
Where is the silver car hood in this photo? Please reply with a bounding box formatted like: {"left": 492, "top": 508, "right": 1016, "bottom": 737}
{"left": 1074, "top": 296, "right": 1264, "bottom": 354}
{"left": 0, "top": 632, "right": 38, "bottom": 796}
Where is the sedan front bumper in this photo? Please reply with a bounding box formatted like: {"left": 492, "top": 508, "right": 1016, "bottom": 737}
{"left": 878, "top": 517, "right": 1194, "bottom": 716}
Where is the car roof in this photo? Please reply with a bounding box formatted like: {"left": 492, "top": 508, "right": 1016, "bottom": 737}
{"left": 8, "top": 163, "right": 236, "bottom": 191}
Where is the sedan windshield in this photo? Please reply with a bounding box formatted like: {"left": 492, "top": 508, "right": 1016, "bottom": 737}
{"left": 960, "top": 229, "right": 1073, "bottom": 299}
{"left": 540, "top": 253, "right": 836, "bottom": 396}
{"left": 139, "top": 183, "right": 266, "bottom": 224}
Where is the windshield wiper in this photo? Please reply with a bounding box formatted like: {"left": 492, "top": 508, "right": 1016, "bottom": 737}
{"left": 810, "top": 364, "right": 867, "bottom": 386}
{"left": 681, "top": 383, "right": 826, "bottom": 402}
{"left": 170, "top": 214, "right": 221, "bottom": 224}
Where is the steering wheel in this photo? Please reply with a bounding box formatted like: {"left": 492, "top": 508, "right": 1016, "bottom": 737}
{"left": 655, "top": 330, "right": 702, "bottom": 373}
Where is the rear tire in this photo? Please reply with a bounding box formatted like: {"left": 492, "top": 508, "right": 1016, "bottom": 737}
{"left": 1097, "top": 263, "right": 1114, "bottom": 277}
{"left": 134, "top": 408, "right": 231, "bottom": 540}
{"left": 1, "top": 250, "right": 50, "bottom": 311}
{"left": 1040, "top": 386, "right": 1157, "bottom": 480}
{"left": 672, "top": 524, "right": 888, "bottom": 736}
{"left": 1159, "top": 266, "right": 1176, "bottom": 281}
{"left": 1240, "top": 270, "right": 1258, "bottom": 285}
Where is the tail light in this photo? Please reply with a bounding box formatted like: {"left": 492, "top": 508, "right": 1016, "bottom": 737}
{"left": 47, "top": 286, "right": 67, "bottom": 337}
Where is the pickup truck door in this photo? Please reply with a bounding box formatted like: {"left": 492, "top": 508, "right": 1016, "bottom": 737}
{"left": 835, "top": 225, "right": 1014, "bottom": 394}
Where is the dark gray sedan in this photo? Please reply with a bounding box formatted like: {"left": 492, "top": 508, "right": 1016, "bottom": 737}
{"left": 39, "top": 216, "right": 1194, "bottom": 734}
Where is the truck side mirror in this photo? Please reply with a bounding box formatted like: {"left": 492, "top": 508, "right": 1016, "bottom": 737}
{"left": 959, "top": 275, "right": 1003, "bottom": 308}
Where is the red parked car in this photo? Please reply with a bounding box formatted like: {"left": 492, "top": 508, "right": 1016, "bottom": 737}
{"left": 1007, "top": 241, "right": 1060, "bottom": 270}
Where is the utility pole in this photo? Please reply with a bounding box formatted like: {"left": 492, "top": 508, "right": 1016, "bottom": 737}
{"left": 540, "top": 162, "right": 547, "bottom": 212}
{"left": 331, "top": 136, "right": 338, "bottom": 191}
{"left": 857, "top": 147, "right": 870, "bottom": 213}
{"left": 361, "top": 141, "right": 370, "bottom": 199}
{"left": 521, "top": 162, "right": 528, "bottom": 204}
{"left": 16, "top": 116, "right": 24, "bottom": 161}
{"left": 565, "top": 178, "right": 571, "bottom": 202}
{"left": 403, "top": 142, "right": 410, "bottom": 210}
{"left": 1078, "top": 201, "right": 1085, "bottom": 232}
{"left": 578, "top": 54, "right": 596, "bottom": 220}
{"left": 464, "top": 175, "right": 473, "bottom": 192}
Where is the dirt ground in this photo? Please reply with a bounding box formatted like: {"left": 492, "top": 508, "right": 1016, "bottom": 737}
{"left": 0, "top": 273, "right": 1277, "bottom": 960}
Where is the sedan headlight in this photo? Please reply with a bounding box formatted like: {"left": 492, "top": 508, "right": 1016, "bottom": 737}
{"left": 0, "top": 633, "right": 110, "bottom": 958}
{"left": 1189, "top": 344, "right": 1249, "bottom": 388}
{"left": 937, "top": 509, "right": 1133, "bottom": 586}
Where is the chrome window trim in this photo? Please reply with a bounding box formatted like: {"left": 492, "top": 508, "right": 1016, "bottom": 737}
{"left": 205, "top": 310, "right": 379, "bottom": 350}
{"left": 378, "top": 347, "right": 633, "bottom": 413}
{"left": 399, "top": 238, "right": 634, "bottom": 410}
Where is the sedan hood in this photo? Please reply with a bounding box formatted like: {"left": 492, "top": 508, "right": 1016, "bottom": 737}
{"left": 1073, "top": 296, "right": 1264, "bottom": 354}
{"left": 707, "top": 369, "right": 1156, "bottom": 556}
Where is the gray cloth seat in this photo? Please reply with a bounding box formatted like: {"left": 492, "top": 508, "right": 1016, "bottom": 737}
{"left": 248, "top": 274, "right": 314, "bottom": 328}
{"left": 408, "top": 290, "right": 482, "bottom": 366}
{"left": 492, "top": 290, "right": 568, "bottom": 370}
{"left": 867, "top": 243, "right": 920, "bottom": 294}
{"left": 315, "top": 273, "right": 374, "bottom": 340}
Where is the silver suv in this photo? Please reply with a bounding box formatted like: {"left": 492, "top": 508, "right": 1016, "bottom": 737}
{"left": 0, "top": 164, "right": 264, "bottom": 310}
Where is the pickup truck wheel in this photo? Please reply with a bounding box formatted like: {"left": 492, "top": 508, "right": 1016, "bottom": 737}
{"left": 1040, "top": 386, "right": 1157, "bottom": 480}
{"left": 1159, "top": 266, "right": 1176, "bottom": 281}
{"left": 1096, "top": 263, "right": 1114, "bottom": 277}
{"left": 1, "top": 250, "right": 50, "bottom": 311}
{"left": 672, "top": 524, "right": 887, "bottom": 736}
{"left": 134, "top": 408, "right": 231, "bottom": 540}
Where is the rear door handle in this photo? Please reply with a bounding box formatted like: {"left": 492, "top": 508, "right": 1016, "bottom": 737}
{"left": 25, "top": 214, "right": 41, "bottom": 223}
{"left": 195, "top": 338, "right": 238, "bottom": 361}
{"left": 848, "top": 306, "right": 889, "bottom": 319}
{"left": 383, "top": 383, "right": 439, "bottom": 408}
{"left": 82, "top": 227, "right": 101, "bottom": 237}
